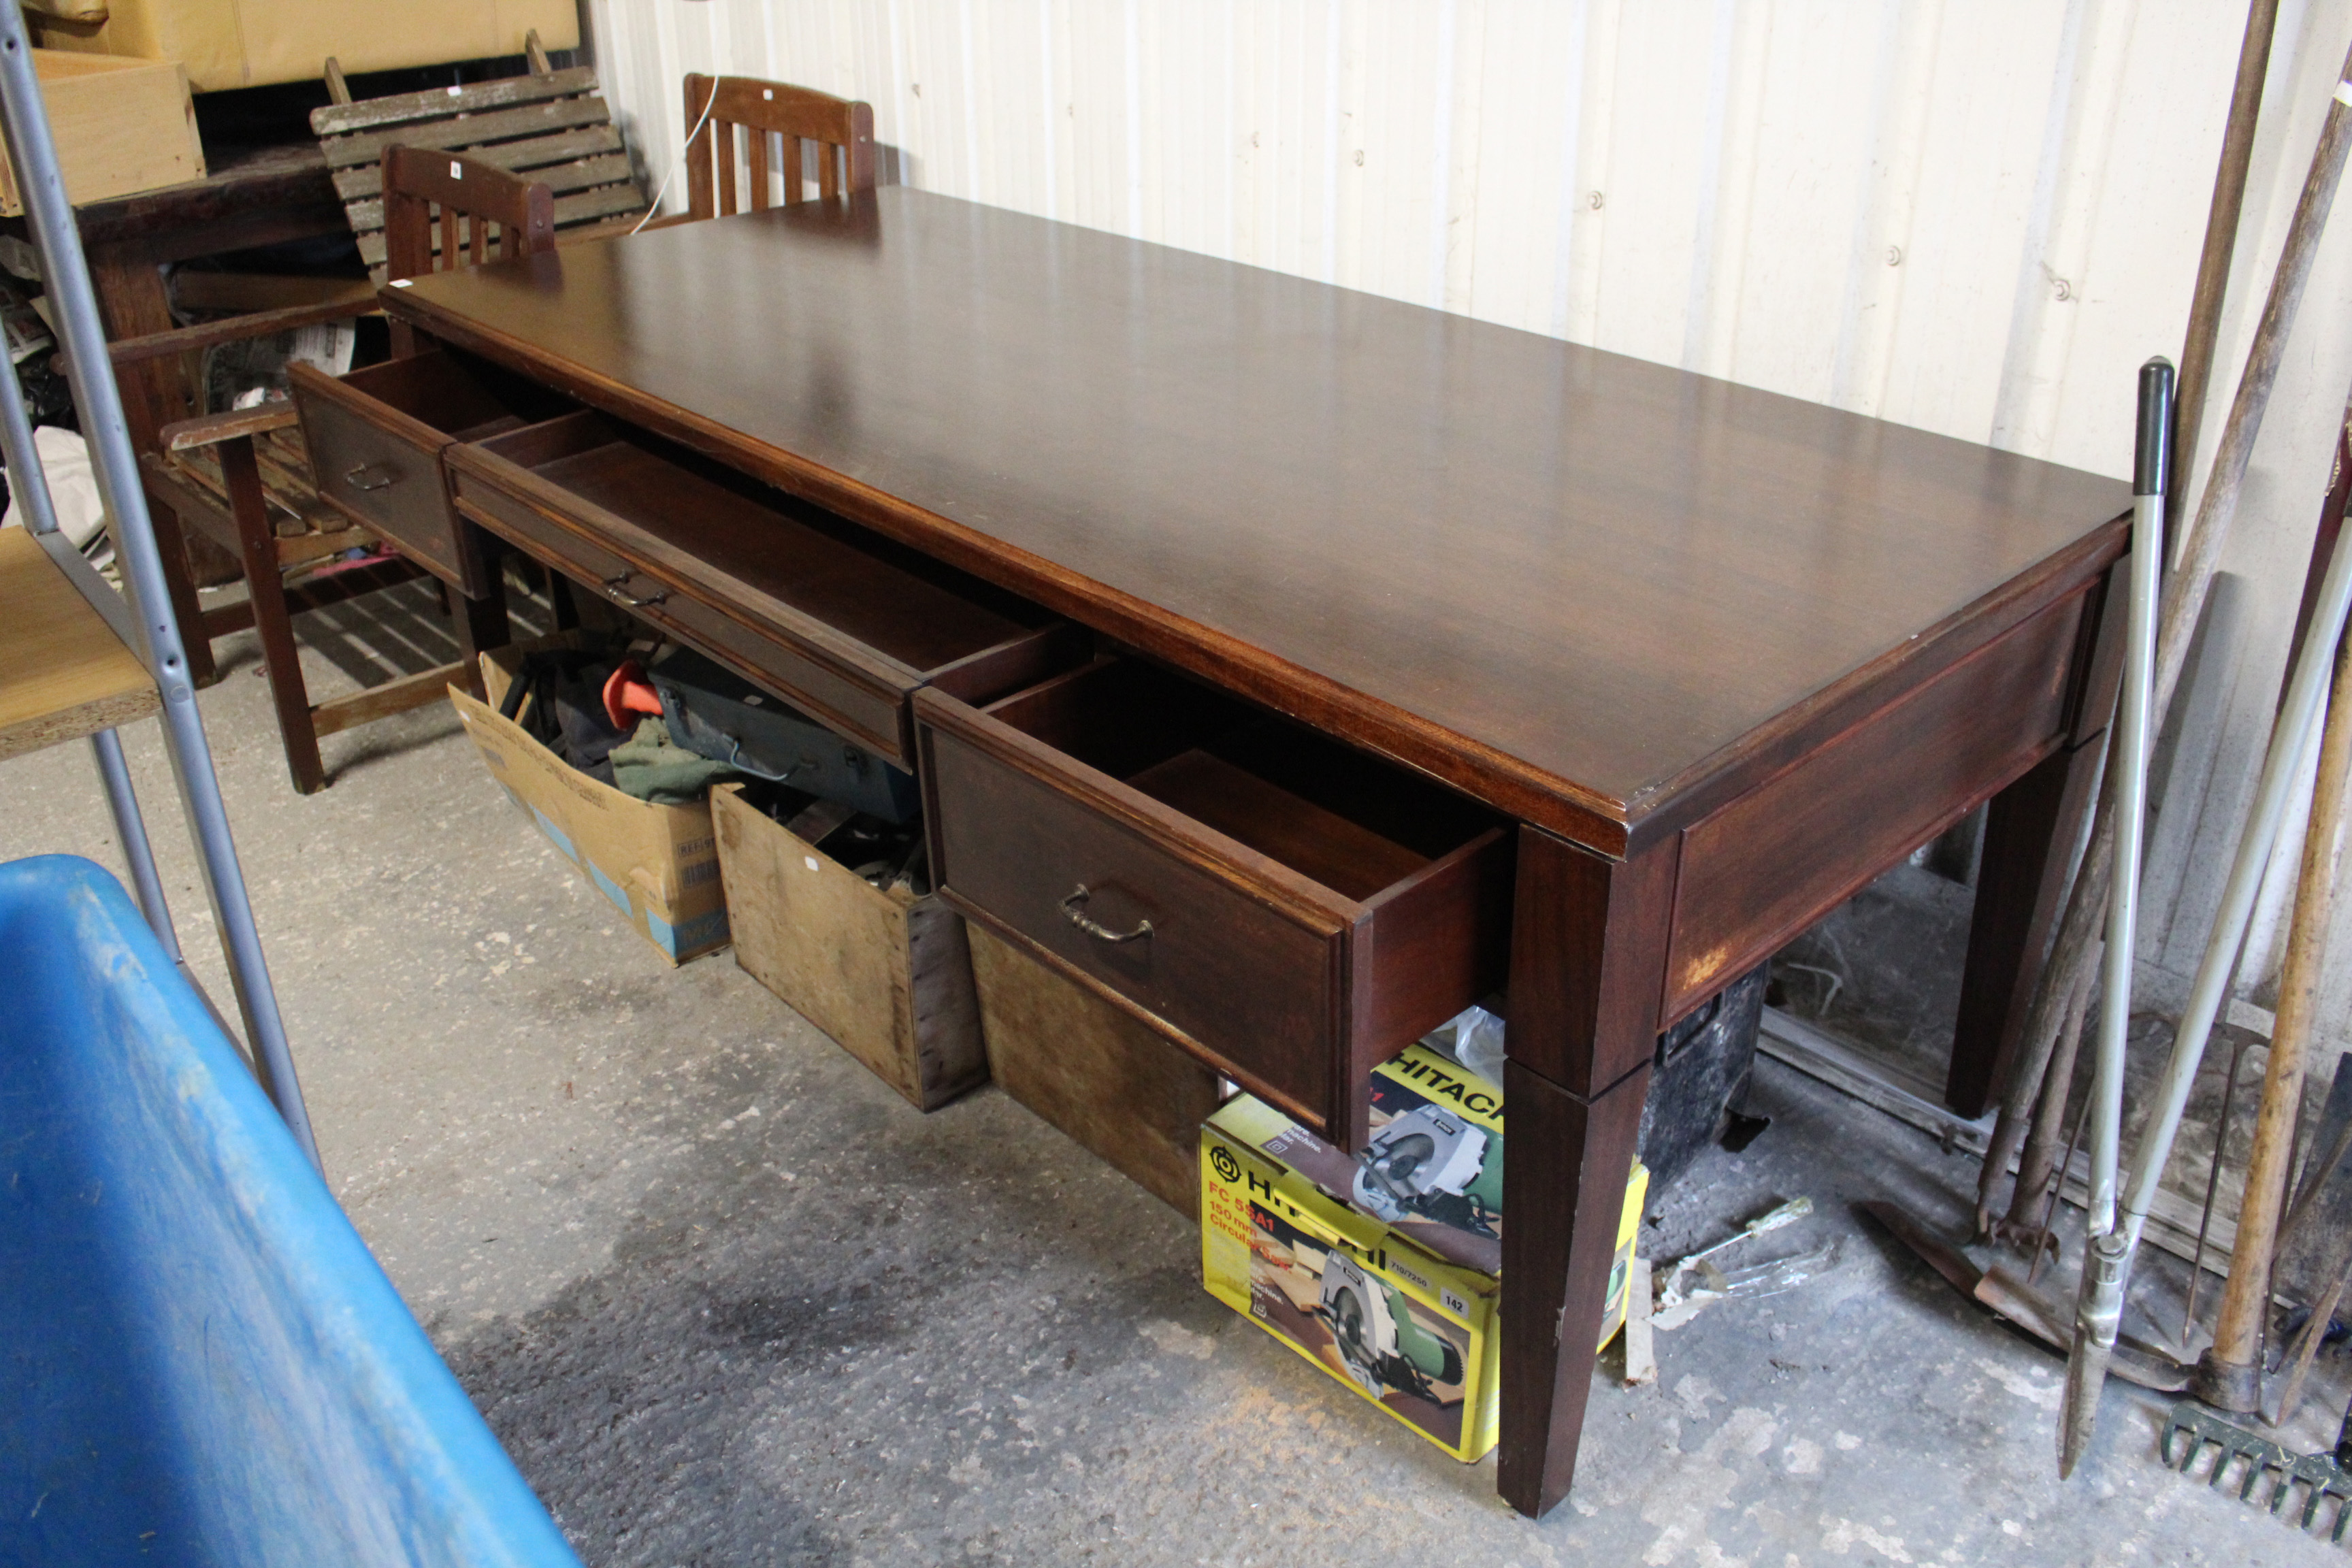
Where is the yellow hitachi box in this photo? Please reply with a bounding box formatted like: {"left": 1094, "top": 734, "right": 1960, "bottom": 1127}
{"left": 1200, "top": 1061, "right": 1645, "bottom": 1462}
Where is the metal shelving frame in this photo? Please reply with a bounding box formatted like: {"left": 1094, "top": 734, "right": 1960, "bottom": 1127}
{"left": 0, "top": 8, "right": 318, "bottom": 1168}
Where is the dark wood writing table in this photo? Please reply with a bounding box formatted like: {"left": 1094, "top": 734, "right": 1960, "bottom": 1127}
{"left": 382, "top": 187, "right": 2129, "bottom": 1518}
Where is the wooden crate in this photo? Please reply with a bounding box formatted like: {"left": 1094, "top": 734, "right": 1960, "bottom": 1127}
{"left": 713, "top": 785, "right": 987, "bottom": 1112}
{"left": 0, "top": 50, "right": 203, "bottom": 216}
{"left": 967, "top": 924, "right": 1224, "bottom": 1219}
{"left": 27, "top": 0, "right": 579, "bottom": 93}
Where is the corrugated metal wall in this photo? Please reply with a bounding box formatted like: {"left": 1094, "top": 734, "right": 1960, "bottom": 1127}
{"left": 581, "top": 0, "right": 2352, "bottom": 1026}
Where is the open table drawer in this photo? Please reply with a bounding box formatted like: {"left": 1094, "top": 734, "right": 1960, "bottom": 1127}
{"left": 916, "top": 658, "right": 1514, "bottom": 1147}
{"left": 446, "top": 412, "right": 1070, "bottom": 768}
{"left": 290, "top": 350, "right": 574, "bottom": 596}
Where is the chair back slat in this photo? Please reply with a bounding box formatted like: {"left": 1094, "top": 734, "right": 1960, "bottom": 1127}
{"left": 817, "top": 134, "right": 840, "bottom": 202}
{"left": 714, "top": 120, "right": 739, "bottom": 218}
{"left": 683, "top": 75, "right": 875, "bottom": 220}
{"left": 749, "top": 125, "right": 772, "bottom": 212}
{"left": 380, "top": 146, "right": 557, "bottom": 284}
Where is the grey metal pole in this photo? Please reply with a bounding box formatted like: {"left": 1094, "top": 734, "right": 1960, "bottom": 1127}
{"left": 0, "top": 10, "right": 318, "bottom": 1169}
{"left": 2060, "top": 397, "right": 2352, "bottom": 1471}
{"left": 0, "top": 259, "right": 139, "bottom": 649}
{"left": 87, "top": 728, "right": 177, "bottom": 953}
{"left": 0, "top": 235, "right": 180, "bottom": 956}
{"left": 2059, "top": 358, "right": 2171, "bottom": 1478}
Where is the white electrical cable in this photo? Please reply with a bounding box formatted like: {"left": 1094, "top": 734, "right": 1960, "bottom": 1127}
{"left": 630, "top": 78, "right": 726, "bottom": 234}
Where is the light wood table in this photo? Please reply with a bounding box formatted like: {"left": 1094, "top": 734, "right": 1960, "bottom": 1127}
{"left": 0, "top": 525, "right": 156, "bottom": 762}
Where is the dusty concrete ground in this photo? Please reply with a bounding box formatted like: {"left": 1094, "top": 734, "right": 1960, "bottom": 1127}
{"left": 3, "top": 583, "right": 2343, "bottom": 1566}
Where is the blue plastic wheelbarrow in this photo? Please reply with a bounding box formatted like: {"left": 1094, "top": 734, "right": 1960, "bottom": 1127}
{"left": 0, "top": 856, "right": 580, "bottom": 1567}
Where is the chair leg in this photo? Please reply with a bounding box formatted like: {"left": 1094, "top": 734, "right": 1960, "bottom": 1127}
{"left": 447, "top": 568, "right": 510, "bottom": 700}
{"left": 219, "top": 438, "right": 325, "bottom": 794}
{"left": 140, "top": 486, "right": 218, "bottom": 687}
{"left": 546, "top": 568, "right": 580, "bottom": 632}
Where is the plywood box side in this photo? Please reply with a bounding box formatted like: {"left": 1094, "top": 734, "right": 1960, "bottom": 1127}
{"left": 450, "top": 659, "right": 727, "bottom": 967}
{"left": 0, "top": 51, "right": 203, "bottom": 216}
{"left": 713, "top": 785, "right": 987, "bottom": 1111}
{"left": 969, "top": 924, "right": 1221, "bottom": 1218}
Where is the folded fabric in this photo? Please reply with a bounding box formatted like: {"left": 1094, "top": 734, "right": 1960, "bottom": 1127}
{"left": 499, "top": 649, "right": 630, "bottom": 783}
{"left": 610, "top": 717, "right": 740, "bottom": 804}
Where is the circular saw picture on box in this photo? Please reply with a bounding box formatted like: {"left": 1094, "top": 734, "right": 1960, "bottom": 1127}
{"left": 1237, "top": 1042, "right": 1506, "bottom": 1277}
{"left": 1247, "top": 1202, "right": 1471, "bottom": 1447}
{"left": 1353, "top": 1102, "right": 1499, "bottom": 1239}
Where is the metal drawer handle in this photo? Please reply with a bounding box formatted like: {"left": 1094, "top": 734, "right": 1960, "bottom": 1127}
{"left": 601, "top": 570, "right": 668, "bottom": 609}
{"left": 1060, "top": 884, "right": 1152, "bottom": 945}
{"left": 344, "top": 463, "right": 396, "bottom": 491}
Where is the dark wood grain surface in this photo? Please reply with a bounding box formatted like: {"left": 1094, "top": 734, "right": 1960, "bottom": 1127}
{"left": 388, "top": 187, "right": 2128, "bottom": 849}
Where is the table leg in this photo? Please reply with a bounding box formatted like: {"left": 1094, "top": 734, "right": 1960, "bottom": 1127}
{"left": 1945, "top": 736, "right": 2105, "bottom": 1116}
{"left": 220, "top": 438, "right": 324, "bottom": 794}
{"left": 447, "top": 576, "right": 510, "bottom": 700}
{"left": 1499, "top": 826, "right": 1676, "bottom": 1518}
{"left": 546, "top": 568, "right": 581, "bottom": 631}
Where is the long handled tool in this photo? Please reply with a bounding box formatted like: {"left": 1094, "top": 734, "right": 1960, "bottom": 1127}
{"left": 1979, "top": 25, "right": 2352, "bottom": 1237}
{"left": 2210, "top": 615, "right": 2352, "bottom": 1412}
{"left": 1995, "top": 954, "right": 2102, "bottom": 1254}
{"left": 2159, "top": 1396, "right": 2352, "bottom": 1543}
{"left": 2180, "top": 1028, "right": 2257, "bottom": 1345}
{"left": 1860, "top": 1201, "right": 2192, "bottom": 1390}
{"left": 1994, "top": 0, "right": 2281, "bottom": 1247}
{"left": 2057, "top": 359, "right": 2172, "bottom": 1477}
{"left": 2059, "top": 432, "right": 2352, "bottom": 1471}
{"left": 2272, "top": 1219, "right": 2352, "bottom": 1429}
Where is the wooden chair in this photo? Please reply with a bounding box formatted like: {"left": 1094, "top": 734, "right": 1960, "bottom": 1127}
{"left": 128, "top": 150, "right": 557, "bottom": 794}
{"left": 379, "top": 145, "right": 557, "bottom": 291}
{"left": 681, "top": 75, "right": 875, "bottom": 220}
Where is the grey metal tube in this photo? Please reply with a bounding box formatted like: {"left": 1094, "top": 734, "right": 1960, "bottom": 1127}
{"left": 2086, "top": 366, "right": 2170, "bottom": 1235}
{"left": 0, "top": 10, "right": 319, "bottom": 1169}
{"left": 88, "top": 728, "right": 177, "bottom": 955}
{"left": 0, "top": 262, "right": 140, "bottom": 651}
{"left": 0, "top": 336, "right": 61, "bottom": 539}
{"left": 2059, "top": 360, "right": 2171, "bottom": 1480}
{"left": 2118, "top": 512, "right": 2352, "bottom": 1254}
{"left": 2083, "top": 359, "right": 2174, "bottom": 1233}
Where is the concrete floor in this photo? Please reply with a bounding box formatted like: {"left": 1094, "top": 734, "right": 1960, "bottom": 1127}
{"left": 5, "top": 586, "right": 2345, "bottom": 1566}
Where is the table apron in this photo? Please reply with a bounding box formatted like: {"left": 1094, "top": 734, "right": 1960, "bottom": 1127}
{"left": 1660, "top": 579, "right": 2089, "bottom": 1021}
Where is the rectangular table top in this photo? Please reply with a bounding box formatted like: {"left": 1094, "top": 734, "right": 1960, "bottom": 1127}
{"left": 389, "top": 187, "right": 2127, "bottom": 849}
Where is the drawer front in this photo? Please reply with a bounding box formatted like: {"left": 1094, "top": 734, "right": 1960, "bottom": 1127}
{"left": 923, "top": 716, "right": 1342, "bottom": 1132}
{"left": 294, "top": 378, "right": 479, "bottom": 593}
{"left": 452, "top": 464, "right": 912, "bottom": 764}
{"left": 653, "top": 587, "right": 910, "bottom": 765}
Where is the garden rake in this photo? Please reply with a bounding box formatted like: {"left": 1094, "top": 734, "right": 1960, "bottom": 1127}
{"left": 2161, "top": 1399, "right": 2352, "bottom": 1545}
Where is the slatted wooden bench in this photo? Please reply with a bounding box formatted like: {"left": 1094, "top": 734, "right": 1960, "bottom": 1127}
{"left": 312, "top": 50, "right": 649, "bottom": 281}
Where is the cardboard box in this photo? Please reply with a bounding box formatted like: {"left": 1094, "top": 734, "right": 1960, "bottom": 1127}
{"left": 1202, "top": 1090, "right": 1646, "bottom": 1462}
{"left": 968, "top": 926, "right": 1222, "bottom": 1219}
{"left": 0, "top": 50, "right": 203, "bottom": 216}
{"left": 29, "top": 1, "right": 579, "bottom": 93}
{"left": 449, "top": 640, "right": 728, "bottom": 966}
{"left": 711, "top": 783, "right": 987, "bottom": 1111}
